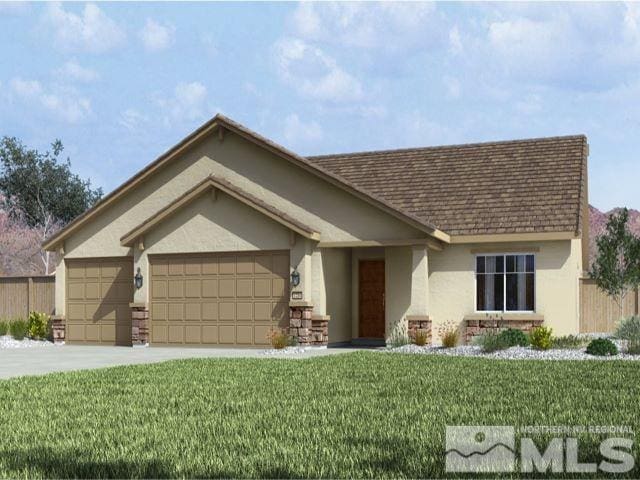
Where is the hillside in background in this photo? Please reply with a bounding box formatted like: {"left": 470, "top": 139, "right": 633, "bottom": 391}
{"left": 589, "top": 205, "right": 640, "bottom": 263}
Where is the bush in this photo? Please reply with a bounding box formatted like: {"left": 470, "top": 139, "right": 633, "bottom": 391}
{"left": 438, "top": 321, "right": 458, "bottom": 348}
{"left": 497, "top": 328, "right": 529, "bottom": 347}
{"left": 9, "top": 319, "right": 28, "bottom": 341}
{"left": 388, "top": 330, "right": 410, "bottom": 348}
{"left": 615, "top": 316, "right": 640, "bottom": 355}
{"left": 0, "top": 321, "right": 8, "bottom": 336}
{"left": 266, "top": 327, "right": 292, "bottom": 350}
{"left": 413, "top": 330, "right": 429, "bottom": 347}
{"left": 586, "top": 338, "right": 618, "bottom": 356}
{"left": 475, "top": 331, "right": 510, "bottom": 353}
{"left": 552, "top": 335, "right": 588, "bottom": 350}
{"left": 27, "top": 312, "right": 49, "bottom": 340}
{"left": 530, "top": 326, "right": 553, "bottom": 351}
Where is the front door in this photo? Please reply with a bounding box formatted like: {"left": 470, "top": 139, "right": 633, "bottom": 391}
{"left": 359, "top": 260, "right": 385, "bottom": 338}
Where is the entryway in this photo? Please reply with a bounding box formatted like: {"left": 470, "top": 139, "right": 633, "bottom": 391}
{"left": 358, "top": 260, "right": 385, "bottom": 340}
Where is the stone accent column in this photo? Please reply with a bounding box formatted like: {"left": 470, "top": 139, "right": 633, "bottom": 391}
{"left": 407, "top": 315, "right": 432, "bottom": 344}
{"left": 288, "top": 302, "right": 329, "bottom": 346}
{"left": 51, "top": 315, "right": 65, "bottom": 344}
{"left": 130, "top": 303, "right": 149, "bottom": 346}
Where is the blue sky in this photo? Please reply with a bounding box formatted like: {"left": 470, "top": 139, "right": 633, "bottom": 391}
{"left": 1, "top": 2, "right": 639, "bottom": 211}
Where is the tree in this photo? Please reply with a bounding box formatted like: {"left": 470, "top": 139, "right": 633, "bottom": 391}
{"left": 0, "top": 137, "right": 103, "bottom": 274}
{"left": 589, "top": 208, "right": 640, "bottom": 310}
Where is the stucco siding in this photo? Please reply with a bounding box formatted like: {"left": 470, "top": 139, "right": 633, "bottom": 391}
{"left": 320, "top": 248, "right": 352, "bottom": 344}
{"left": 428, "top": 239, "right": 582, "bottom": 341}
{"left": 385, "top": 247, "right": 413, "bottom": 338}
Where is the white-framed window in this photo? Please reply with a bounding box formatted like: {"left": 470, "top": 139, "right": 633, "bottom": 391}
{"left": 475, "top": 254, "right": 535, "bottom": 312}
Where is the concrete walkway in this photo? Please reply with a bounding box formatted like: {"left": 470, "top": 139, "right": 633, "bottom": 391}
{"left": 0, "top": 345, "right": 363, "bottom": 380}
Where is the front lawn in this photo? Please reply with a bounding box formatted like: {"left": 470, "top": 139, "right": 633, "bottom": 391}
{"left": 0, "top": 352, "right": 638, "bottom": 478}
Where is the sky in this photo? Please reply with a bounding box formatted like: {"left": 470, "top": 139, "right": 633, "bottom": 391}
{"left": 1, "top": 2, "right": 639, "bottom": 212}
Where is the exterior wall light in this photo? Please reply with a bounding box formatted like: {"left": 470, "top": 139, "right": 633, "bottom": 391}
{"left": 291, "top": 267, "right": 300, "bottom": 287}
{"left": 134, "top": 267, "right": 143, "bottom": 290}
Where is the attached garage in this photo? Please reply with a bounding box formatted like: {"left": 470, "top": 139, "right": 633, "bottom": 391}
{"left": 65, "top": 258, "right": 133, "bottom": 345}
{"left": 149, "top": 251, "right": 289, "bottom": 346}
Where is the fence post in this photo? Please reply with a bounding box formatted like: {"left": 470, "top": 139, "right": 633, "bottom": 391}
{"left": 27, "top": 277, "right": 34, "bottom": 317}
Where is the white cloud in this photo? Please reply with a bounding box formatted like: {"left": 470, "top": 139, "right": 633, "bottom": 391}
{"left": 10, "top": 77, "right": 91, "bottom": 123}
{"left": 44, "top": 2, "right": 125, "bottom": 53}
{"left": 289, "top": 2, "right": 439, "bottom": 52}
{"left": 139, "top": 18, "right": 175, "bottom": 52}
{"left": 283, "top": 114, "right": 323, "bottom": 146}
{"left": 119, "top": 108, "right": 148, "bottom": 131}
{"left": 274, "top": 37, "right": 363, "bottom": 103}
{"left": 54, "top": 60, "right": 99, "bottom": 82}
{"left": 155, "top": 81, "right": 208, "bottom": 124}
{"left": 10, "top": 78, "right": 42, "bottom": 97}
{"left": 449, "top": 25, "right": 463, "bottom": 54}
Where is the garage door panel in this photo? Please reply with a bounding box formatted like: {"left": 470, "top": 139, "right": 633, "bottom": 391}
{"left": 185, "top": 325, "right": 201, "bottom": 343}
{"left": 236, "top": 325, "right": 252, "bottom": 344}
{"left": 202, "top": 325, "right": 218, "bottom": 343}
{"left": 150, "top": 251, "right": 288, "bottom": 346}
{"left": 219, "top": 325, "right": 235, "bottom": 344}
{"left": 152, "top": 303, "right": 167, "bottom": 321}
{"left": 168, "top": 303, "right": 184, "bottom": 321}
{"left": 185, "top": 303, "right": 201, "bottom": 321}
{"left": 152, "top": 324, "right": 168, "bottom": 343}
{"left": 152, "top": 280, "right": 167, "bottom": 299}
{"left": 202, "top": 302, "right": 218, "bottom": 320}
{"left": 219, "top": 279, "right": 235, "bottom": 297}
{"left": 168, "top": 325, "right": 184, "bottom": 343}
{"left": 65, "top": 258, "right": 133, "bottom": 345}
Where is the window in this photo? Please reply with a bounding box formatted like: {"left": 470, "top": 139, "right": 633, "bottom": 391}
{"left": 476, "top": 254, "right": 535, "bottom": 312}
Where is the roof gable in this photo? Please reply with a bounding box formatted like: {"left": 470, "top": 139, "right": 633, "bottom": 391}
{"left": 120, "top": 175, "right": 320, "bottom": 246}
{"left": 44, "top": 114, "right": 448, "bottom": 251}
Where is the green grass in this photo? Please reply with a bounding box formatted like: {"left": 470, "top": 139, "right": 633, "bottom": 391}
{"left": 0, "top": 352, "right": 639, "bottom": 478}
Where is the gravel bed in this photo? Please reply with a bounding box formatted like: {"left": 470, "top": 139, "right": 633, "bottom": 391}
{"left": 388, "top": 340, "right": 640, "bottom": 361}
{"left": 0, "top": 335, "right": 54, "bottom": 349}
{"left": 260, "top": 346, "right": 309, "bottom": 356}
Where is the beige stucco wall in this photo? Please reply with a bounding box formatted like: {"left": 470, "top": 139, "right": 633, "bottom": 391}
{"left": 316, "top": 248, "right": 352, "bottom": 344}
{"left": 428, "top": 239, "right": 582, "bottom": 341}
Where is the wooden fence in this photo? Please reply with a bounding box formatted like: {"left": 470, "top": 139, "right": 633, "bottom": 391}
{"left": 580, "top": 278, "right": 640, "bottom": 333}
{"left": 0, "top": 276, "right": 55, "bottom": 320}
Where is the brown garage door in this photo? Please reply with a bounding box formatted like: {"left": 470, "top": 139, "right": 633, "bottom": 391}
{"left": 66, "top": 258, "right": 134, "bottom": 345}
{"left": 149, "top": 251, "right": 289, "bottom": 346}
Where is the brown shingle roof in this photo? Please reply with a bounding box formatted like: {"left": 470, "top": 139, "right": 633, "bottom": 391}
{"left": 308, "top": 135, "right": 588, "bottom": 236}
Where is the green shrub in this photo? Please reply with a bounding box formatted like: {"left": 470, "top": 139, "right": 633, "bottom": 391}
{"left": 497, "top": 328, "right": 529, "bottom": 347}
{"left": 586, "top": 338, "right": 618, "bottom": 356}
{"left": 475, "top": 331, "right": 510, "bottom": 353}
{"left": 27, "top": 312, "right": 49, "bottom": 340}
{"left": 552, "top": 335, "right": 588, "bottom": 350}
{"left": 529, "top": 326, "right": 553, "bottom": 350}
{"left": 388, "top": 330, "right": 410, "bottom": 348}
{"left": 9, "top": 319, "right": 28, "bottom": 341}
{"left": 0, "top": 321, "right": 8, "bottom": 336}
{"left": 615, "top": 316, "right": 640, "bottom": 354}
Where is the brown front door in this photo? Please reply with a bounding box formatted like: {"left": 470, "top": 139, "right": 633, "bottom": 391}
{"left": 359, "top": 260, "right": 385, "bottom": 338}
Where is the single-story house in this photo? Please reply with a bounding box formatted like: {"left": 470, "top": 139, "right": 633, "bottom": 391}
{"left": 43, "top": 114, "right": 589, "bottom": 347}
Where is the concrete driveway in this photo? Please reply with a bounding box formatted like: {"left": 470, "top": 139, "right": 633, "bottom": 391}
{"left": 0, "top": 345, "right": 362, "bottom": 380}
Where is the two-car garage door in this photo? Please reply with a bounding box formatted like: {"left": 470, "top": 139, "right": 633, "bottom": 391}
{"left": 149, "top": 251, "right": 289, "bottom": 346}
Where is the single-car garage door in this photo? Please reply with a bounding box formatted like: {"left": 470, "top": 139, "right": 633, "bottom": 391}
{"left": 149, "top": 251, "right": 289, "bottom": 346}
{"left": 66, "top": 258, "right": 134, "bottom": 345}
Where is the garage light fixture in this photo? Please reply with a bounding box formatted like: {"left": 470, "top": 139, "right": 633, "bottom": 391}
{"left": 134, "top": 268, "right": 143, "bottom": 290}
{"left": 291, "top": 267, "right": 300, "bottom": 287}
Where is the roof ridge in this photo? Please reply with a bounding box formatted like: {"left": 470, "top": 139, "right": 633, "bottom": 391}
{"left": 307, "top": 134, "right": 587, "bottom": 160}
